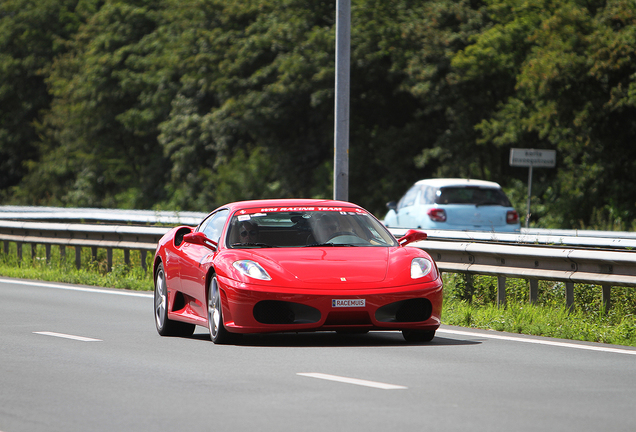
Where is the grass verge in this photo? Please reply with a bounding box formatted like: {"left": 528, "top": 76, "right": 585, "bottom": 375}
{"left": 443, "top": 300, "right": 636, "bottom": 347}
{"left": 442, "top": 273, "right": 636, "bottom": 347}
{"left": 0, "top": 244, "right": 153, "bottom": 291}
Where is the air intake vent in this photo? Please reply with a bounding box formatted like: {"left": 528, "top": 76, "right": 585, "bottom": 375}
{"left": 375, "top": 298, "right": 432, "bottom": 323}
{"left": 253, "top": 300, "right": 320, "bottom": 325}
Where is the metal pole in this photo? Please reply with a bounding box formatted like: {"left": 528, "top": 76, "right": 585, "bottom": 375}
{"left": 601, "top": 285, "right": 611, "bottom": 313}
{"left": 333, "top": 0, "right": 350, "bottom": 201}
{"left": 565, "top": 282, "right": 575, "bottom": 311}
{"left": 529, "top": 279, "right": 538, "bottom": 304}
{"left": 497, "top": 276, "right": 507, "bottom": 307}
{"left": 526, "top": 164, "right": 533, "bottom": 228}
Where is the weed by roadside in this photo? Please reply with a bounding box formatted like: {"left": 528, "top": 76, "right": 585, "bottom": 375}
{"left": 0, "top": 243, "right": 153, "bottom": 291}
{"left": 442, "top": 273, "right": 636, "bottom": 347}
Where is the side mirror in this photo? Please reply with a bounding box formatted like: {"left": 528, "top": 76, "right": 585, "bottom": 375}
{"left": 183, "top": 232, "right": 218, "bottom": 251}
{"left": 398, "top": 229, "right": 427, "bottom": 247}
{"left": 386, "top": 201, "right": 397, "bottom": 211}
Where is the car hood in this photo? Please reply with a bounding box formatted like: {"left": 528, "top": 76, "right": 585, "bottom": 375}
{"left": 251, "top": 247, "right": 390, "bottom": 283}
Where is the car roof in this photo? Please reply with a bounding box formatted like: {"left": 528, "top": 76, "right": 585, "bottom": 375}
{"left": 413, "top": 178, "right": 502, "bottom": 189}
{"left": 223, "top": 198, "right": 362, "bottom": 212}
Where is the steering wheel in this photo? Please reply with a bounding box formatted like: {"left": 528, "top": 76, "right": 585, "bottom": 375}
{"left": 326, "top": 231, "right": 357, "bottom": 242}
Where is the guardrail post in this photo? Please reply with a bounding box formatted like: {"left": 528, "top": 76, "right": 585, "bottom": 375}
{"left": 45, "top": 244, "right": 51, "bottom": 264}
{"left": 3, "top": 240, "right": 8, "bottom": 255}
{"left": 463, "top": 273, "right": 474, "bottom": 303}
{"left": 31, "top": 243, "right": 37, "bottom": 261}
{"left": 602, "top": 285, "right": 611, "bottom": 312}
{"left": 59, "top": 245, "right": 66, "bottom": 262}
{"left": 124, "top": 249, "right": 130, "bottom": 266}
{"left": 529, "top": 279, "right": 538, "bottom": 304}
{"left": 565, "top": 283, "right": 574, "bottom": 310}
{"left": 75, "top": 246, "right": 81, "bottom": 269}
{"left": 107, "top": 248, "right": 113, "bottom": 272}
{"left": 91, "top": 246, "right": 98, "bottom": 263}
{"left": 140, "top": 250, "right": 147, "bottom": 271}
{"left": 17, "top": 242, "right": 22, "bottom": 262}
{"left": 497, "top": 276, "right": 506, "bottom": 307}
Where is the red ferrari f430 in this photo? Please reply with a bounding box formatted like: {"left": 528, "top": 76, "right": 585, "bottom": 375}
{"left": 153, "top": 199, "right": 443, "bottom": 343}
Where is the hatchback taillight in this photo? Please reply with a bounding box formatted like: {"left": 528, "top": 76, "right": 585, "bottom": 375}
{"left": 506, "top": 210, "right": 519, "bottom": 224}
{"left": 427, "top": 208, "right": 447, "bottom": 222}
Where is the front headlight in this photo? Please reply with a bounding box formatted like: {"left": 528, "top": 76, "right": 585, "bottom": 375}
{"left": 411, "top": 258, "right": 433, "bottom": 279}
{"left": 233, "top": 260, "right": 272, "bottom": 281}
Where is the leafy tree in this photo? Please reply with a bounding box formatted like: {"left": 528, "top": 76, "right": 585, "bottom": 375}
{"left": 355, "top": 0, "right": 494, "bottom": 212}
{"left": 0, "top": 0, "right": 97, "bottom": 201}
{"left": 456, "top": 0, "right": 636, "bottom": 227}
{"left": 16, "top": 0, "right": 174, "bottom": 208}
{"left": 3, "top": 0, "right": 636, "bottom": 229}
{"left": 158, "top": 0, "right": 338, "bottom": 210}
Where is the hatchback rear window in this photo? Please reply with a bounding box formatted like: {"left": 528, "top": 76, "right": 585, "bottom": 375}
{"left": 435, "top": 187, "right": 512, "bottom": 206}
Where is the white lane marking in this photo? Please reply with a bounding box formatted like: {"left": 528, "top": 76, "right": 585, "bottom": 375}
{"left": 34, "top": 331, "right": 102, "bottom": 342}
{"left": 0, "top": 277, "right": 152, "bottom": 298}
{"left": 298, "top": 373, "right": 407, "bottom": 390}
{"left": 438, "top": 328, "right": 636, "bottom": 356}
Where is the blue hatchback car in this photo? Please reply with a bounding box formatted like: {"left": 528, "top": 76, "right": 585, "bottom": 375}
{"left": 384, "top": 179, "right": 520, "bottom": 232}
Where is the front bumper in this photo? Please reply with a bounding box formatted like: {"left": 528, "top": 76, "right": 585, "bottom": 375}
{"left": 216, "top": 275, "right": 443, "bottom": 334}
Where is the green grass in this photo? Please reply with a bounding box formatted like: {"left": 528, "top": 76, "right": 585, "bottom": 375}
{"left": 443, "top": 301, "right": 636, "bottom": 346}
{"left": 2, "top": 243, "right": 636, "bottom": 347}
{"left": 442, "top": 273, "right": 636, "bottom": 347}
{"left": 0, "top": 243, "right": 153, "bottom": 291}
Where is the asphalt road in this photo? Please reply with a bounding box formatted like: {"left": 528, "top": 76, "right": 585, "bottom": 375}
{"left": 1, "top": 277, "right": 636, "bottom": 432}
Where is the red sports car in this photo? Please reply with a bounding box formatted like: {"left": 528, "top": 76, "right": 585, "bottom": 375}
{"left": 153, "top": 199, "right": 443, "bottom": 343}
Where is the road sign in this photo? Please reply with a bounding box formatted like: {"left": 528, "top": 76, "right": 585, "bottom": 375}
{"left": 509, "top": 148, "right": 557, "bottom": 228}
{"left": 510, "top": 148, "right": 556, "bottom": 168}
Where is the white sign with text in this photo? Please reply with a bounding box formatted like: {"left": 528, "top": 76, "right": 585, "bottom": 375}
{"left": 510, "top": 148, "right": 556, "bottom": 168}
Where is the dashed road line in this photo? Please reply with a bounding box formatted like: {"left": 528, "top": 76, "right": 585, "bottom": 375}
{"left": 298, "top": 372, "right": 407, "bottom": 390}
{"left": 34, "top": 331, "right": 102, "bottom": 342}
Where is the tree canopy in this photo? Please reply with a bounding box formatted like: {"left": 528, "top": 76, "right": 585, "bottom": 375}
{"left": 1, "top": 0, "right": 635, "bottom": 229}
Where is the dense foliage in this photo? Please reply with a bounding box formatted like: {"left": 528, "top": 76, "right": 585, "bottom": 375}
{"left": 2, "top": 0, "right": 636, "bottom": 228}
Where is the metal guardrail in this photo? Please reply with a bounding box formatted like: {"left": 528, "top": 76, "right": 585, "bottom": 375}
{"left": 3, "top": 205, "right": 636, "bottom": 248}
{"left": 0, "top": 205, "right": 205, "bottom": 226}
{"left": 1, "top": 207, "right": 635, "bottom": 310}
{"left": 0, "top": 220, "right": 169, "bottom": 271}
{"left": 389, "top": 228, "right": 636, "bottom": 250}
{"left": 414, "top": 239, "right": 635, "bottom": 310}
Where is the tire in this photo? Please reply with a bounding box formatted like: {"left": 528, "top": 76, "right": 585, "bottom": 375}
{"left": 402, "top": 329, "right": 435, "bottom": 343}
{"left": 154, "top": 263, "right": 195, "bottom": 337}
{"left": 207, "top": 276, "right": 240, "bottom": 344}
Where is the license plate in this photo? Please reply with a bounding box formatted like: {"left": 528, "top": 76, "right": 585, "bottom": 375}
{"left": 332, "top": 299, "right": 365, "bottom": 308}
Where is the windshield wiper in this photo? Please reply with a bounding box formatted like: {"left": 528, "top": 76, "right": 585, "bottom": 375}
{"left": 305, "top": 242, "right": 358, "bottom": 247}
{"left": 231, "top": 242, "right": 277, "bottom": 248}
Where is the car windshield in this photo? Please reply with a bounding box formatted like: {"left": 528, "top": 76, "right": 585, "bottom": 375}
{"left": 227, "top": 207, "right": 398, "bottom": 248}
{"left": 435, "top": 187, "right": 512, "bottom": 206}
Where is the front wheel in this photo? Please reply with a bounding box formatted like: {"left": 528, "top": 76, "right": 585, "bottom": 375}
{"left": 207, "top": 276, "right": 240, "bottom": 344}
{"left": 402, "top": 329, "right": 435, "bottom": 343}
